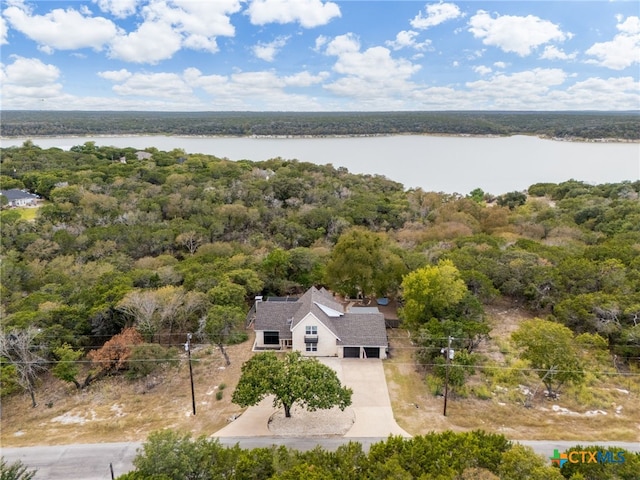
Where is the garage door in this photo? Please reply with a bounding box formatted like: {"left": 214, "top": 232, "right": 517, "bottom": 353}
{"left": 343, "top": 347, "right": 360, "bottom": 358}
{"left": 364, "top": 347, "right": 380, "bottom": 358}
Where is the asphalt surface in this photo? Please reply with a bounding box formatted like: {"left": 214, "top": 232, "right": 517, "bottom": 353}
{"left": 3, "top": 439, "right": 639, "bottom": 480}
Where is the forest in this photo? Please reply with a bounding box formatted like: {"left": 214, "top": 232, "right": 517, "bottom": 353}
{"left": 1, "top": 140, "right": 639, "bottom": 420}
{"left": 1, "top": 110, "right": 639, "bottom": 140}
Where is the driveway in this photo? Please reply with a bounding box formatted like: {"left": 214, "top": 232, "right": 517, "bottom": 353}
{"left": 212, "top": 358, "right": 410, "bottom": 438}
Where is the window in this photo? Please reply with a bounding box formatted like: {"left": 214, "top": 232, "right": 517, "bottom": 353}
{"left": 305, "top": 326, "right": 317, "bottom": 335}
{"left": 264, "top": 331, "right": 279, "bottom": 345}
{"left": 306, "top": 343, "right": 318, "bottom": 352}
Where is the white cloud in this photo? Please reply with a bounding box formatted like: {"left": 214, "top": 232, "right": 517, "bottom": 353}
{"left": 97, "top": 67, "right": 330, "bottom": 110}
{"left": 108, "top": 0, "right": 241, "bottom": 63}
{"left": 554, "top": 76, "right": 640, "bottom": 109}
{"left": 283, "top": 71, "right": 329, "bottom": 87}
{"left": 585, "top": 16, "right": 640, "bottom": 70}
{"left": 109, "top": 21, "right": 182, "bottom": 63}
{"left": 98, "top": 69, "right": 132, "bottom": 81}
{"left": 94, "top": 0, "right": 139, "bottom": 19}
{"left": 465, "top": 68, "right": 568, "bottom": 108}
{"left": 410, "top": 2, "right": 463, "bottom": 30}
{"left": 540, "top": 45, "right": 577, "bottom": 61}
{"left": 1, "top": 56, "right": 63, "bottom": 101}
{"left": 469, "top": 11, "right": 569, "bottom": 56}
{"left": 314, "top": 35, "right": 329, "bottom": 52}
{"left": 493, "top": 61, "right": 507, "bottom": 69}
{"left": 385, "top": 30, "right": 432, "bottom": 51}
{"left": 112, "top": 72, "right": 193, "bottom": 98}
{"left": 246, "top": 0, "right": 341, "bottom": 28}
{"left": 3, "top": 4, "right": 118, "bottom": 52}
{"left": 473, "top": 65, "right": 492, "bottom": 75}
{"left": 325, "top": 33, "right": 360, "bottom": 56}
{"left": 322, "top": 34, "right": 421, "bottom": 101}
{"left": 0, "top": 16, "right": 8, "bottom": 45}
{"left": 253, "top": 36, "right": 290, "bottom": 61}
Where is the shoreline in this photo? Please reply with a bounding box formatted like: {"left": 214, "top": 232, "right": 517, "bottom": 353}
{"left": 1, "top": 132, "right": 638, "bottom": 144}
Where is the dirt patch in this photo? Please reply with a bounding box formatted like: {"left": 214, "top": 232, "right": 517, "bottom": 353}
{"left": 384, "top": 302, "right": 640, "bottom": 442}
{"left": 1, "top": 334, "right": 256, "bottom": 447}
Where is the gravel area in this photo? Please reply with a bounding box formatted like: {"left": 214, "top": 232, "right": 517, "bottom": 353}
{"left": 268, "top": 405, "right": 355, "bottom": 436}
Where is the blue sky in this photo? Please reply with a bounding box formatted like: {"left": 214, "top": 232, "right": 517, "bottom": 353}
{"left": 1, "top": 0, "right": 639, "bottom": 111}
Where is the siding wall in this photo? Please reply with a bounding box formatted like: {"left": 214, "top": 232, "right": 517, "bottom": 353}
{"left": 292, "top": 313, "right": 338, "bottom": 357}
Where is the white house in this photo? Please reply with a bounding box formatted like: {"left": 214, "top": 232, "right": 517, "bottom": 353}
{"left": 251, "top": 286, "right": 388, "bottom": 359}
{"left": 0, "top": 189, "right": 39, "bottom": 207}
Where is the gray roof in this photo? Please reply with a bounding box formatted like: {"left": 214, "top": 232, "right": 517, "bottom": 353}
{"left": 254, "top": 286, "right": 387, "bottom": 347}
{"left": 254, "top": 301, "right": 298, "bottom": 340}
{"left": 336, "top": 313, "right": 388, "bottom": 346}
{"left": 0, "top": 189, "right": 38, "bottom": 201}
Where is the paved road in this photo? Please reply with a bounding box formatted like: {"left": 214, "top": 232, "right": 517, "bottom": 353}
{"left": 2, "top": 439, "right": 639, "bottom": 480}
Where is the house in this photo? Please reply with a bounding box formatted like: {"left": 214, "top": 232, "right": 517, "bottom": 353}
{"left": 135, "top": 151, "right": 152, "bottom": 161}
{"left": 0, "top": 189, "right": 39, "bottom": 207}
{"left": 251, "top": 286, "right": 388, "bottom": 359}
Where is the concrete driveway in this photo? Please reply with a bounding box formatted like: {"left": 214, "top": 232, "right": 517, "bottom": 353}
{"left": 212, "top": 358, "right": 410, "bottom": 438}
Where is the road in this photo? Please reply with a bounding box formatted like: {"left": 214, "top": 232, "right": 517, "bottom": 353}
{"left": 2, "top": 439, "right": 639, "bottom": 480}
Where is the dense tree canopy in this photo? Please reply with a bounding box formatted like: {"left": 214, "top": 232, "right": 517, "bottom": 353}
{"left": 118, "top": 429, "right": 640, "bottom": 480}
{"left": 3, "top": 111, "right": 639, "bottom": 140}
{"left": 1, "top": 140, "right": 639, "bottom": 411}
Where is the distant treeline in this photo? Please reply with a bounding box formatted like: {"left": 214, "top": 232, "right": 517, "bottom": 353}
{"left": 1, "top": 110, "right": 639, "bottom": 140}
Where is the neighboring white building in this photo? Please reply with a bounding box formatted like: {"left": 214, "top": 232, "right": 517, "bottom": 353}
{"left": 251, "top": 286, "right": 388, "bottom": 359}
{"left": 0, "top": 189, "right": 39, "bottom": 207}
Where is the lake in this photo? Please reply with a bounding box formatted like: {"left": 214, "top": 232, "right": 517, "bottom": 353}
{"left": 1, "top": 135, "right": 638, "bottom": 194}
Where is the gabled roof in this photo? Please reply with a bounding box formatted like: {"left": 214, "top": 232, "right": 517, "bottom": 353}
{"left": 254, "top": 286, "right": 387, "bottom": 347}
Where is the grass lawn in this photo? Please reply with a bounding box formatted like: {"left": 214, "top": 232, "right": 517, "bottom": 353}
{"left": 14, "top": 206, "right": 39, "bottom": 221}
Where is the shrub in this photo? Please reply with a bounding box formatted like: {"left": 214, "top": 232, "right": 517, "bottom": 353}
{"left": 216, "top": 390, "right": 223, "bottom": 401}
{"left": 0, "top": 458, "right": 37, "bottom": 480}
{"left": 127, "top": 343, "right": 179, "bottom": 379}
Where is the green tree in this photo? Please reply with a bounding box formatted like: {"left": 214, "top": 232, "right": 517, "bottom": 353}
{"left": 232, "top": 351, "right": 352, "bottom": 418}
{"left": 52, "top": 343, "right": 95, "bottom": 390}
{"left": 130, "top": 430, "right": 238, "bottom": 480}
{"left": 325, "top": 228, "right": 406, "bottom": 299}
{"left": 498, "top": 444, "right": 564, "bottom": 480}
{"left": 497, "top": 191, "right": 527, "bottom": 210}
{"left": 202, "top": 305, "right": 247, "bottom": 366}
{"left": 400, "top": 260, "right": 468, "bottom": 326}
{"left": 512, "top": 319, "right": 584, "bottom": 398}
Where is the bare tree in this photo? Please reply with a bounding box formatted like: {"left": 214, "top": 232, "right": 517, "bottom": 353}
{"left": 176, "top": 231, "right": 203, "bottom": 255}
{"left": 117, "top": 290, "right": 160, "bottom": 341}
{"left": 0, "top": 328, "right": 47, "bottom": 407}
{"left": 117, "top": 287, "right": 207, "bottom": 341}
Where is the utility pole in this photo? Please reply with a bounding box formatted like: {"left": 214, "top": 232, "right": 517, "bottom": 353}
{"left": 443, "top": 335, "right": 453, "bottom": 417}
{"left": 185, "top": 333, "right": 196, "bottom": 415}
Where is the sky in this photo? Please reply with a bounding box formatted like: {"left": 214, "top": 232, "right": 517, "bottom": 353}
{"left": 1, "top": 0, "right": 639, "bottom": 111}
